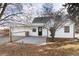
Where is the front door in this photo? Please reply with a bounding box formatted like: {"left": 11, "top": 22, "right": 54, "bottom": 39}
{"left": 38, "top": 27, "right": 42, "bottom": 36}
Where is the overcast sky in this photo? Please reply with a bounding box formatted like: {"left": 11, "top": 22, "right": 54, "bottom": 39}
{"left": 23, "top": 3, "right": 64, "bottom": 11}
{"left": 0, "top": 3, "right": 67, "bottom": 27}
{"left": 23, "top": 3, "right": 65, "bottom": 17}
{"left": 53, "top": 3, "right": 64, "bottom": 11}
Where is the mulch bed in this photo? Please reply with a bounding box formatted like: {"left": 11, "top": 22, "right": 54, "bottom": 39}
{"left": 46, "top": 38, "right": 76, "bottom": 42}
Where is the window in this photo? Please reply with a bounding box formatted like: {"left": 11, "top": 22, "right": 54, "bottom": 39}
{"left": 38, "top": 27, "right": 42, "bottom": 32}
{"left": 32, "top": 28, "right": 36, "bottom": 32}
{"left": 64, "top": 26, "right": 70, "bottom": 33}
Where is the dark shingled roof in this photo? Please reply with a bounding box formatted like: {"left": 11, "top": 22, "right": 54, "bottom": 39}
{"left": 32, "top": 17, "right": 53, "bottom": 23}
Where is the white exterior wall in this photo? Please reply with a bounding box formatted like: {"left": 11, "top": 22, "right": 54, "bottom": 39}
{"left": 54, "top": 23, "right": 74, "bottom": 38}
{"left": 28, "top": 23, "right": 45, "bottom": 36}
{"left": 42, "top": 28, "right": 47, "bottom": 37}
{"left": 12, "top": 26, "right": 39, "bottom": 36}
{"left": 12, "top": 21, "right": 75, "bottom": 38}
{"left": 12, "top": 27, "right": 25, "bottom": 36}
{"left": 42, "top": 21, "right": 75, "bottom": 38}
{"left": 42, "top": 28, "right": 51, "bottom": 37}
{"left": 12, "top": 27, "right": 31, "bottom": 36}
{"left": 29, "top": 27, "right": 38, "bottom": 36}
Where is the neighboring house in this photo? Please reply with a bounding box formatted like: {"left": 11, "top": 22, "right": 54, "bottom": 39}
{"left": 12, "top": 16, "right": 75, "bottom": 39}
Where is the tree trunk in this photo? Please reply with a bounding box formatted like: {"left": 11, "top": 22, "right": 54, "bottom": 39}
{"left": 0, "top": 3, "right": 8, "bottom": 19}
{"left": 50, "top": 27, "right": 56, "bottom": 41}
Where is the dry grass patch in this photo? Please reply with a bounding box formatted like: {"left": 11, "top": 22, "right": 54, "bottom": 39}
{"left": 0, "top": 41, "right": 79, "bottom": 56}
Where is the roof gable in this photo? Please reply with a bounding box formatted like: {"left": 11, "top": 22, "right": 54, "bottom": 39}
{"left": 32, "top": 17, "right": 53, "bottom": 23}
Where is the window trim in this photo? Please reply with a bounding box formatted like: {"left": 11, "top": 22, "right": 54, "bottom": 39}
{"left": 64, "top": 26, "right": 70, "bottom": 33}
{"left": 32, "top": 28, "right": 36, "bottom": 32}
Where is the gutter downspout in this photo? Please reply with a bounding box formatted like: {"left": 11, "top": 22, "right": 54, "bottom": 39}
{"left": 73, "top": 23, "right": 75, "bottom": 39}
{"left": 47, "top": 28, "right": 48, "bottom": 39}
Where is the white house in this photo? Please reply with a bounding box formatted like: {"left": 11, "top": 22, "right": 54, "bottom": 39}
{"left": 12, "top": 16, "right": 75, "bottom": 39}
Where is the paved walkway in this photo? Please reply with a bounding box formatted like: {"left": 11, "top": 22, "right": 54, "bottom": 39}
{"left": 0, "top": 36, "right": 46, "bottom": 45}
{"left": 0, "top": 36, "right": 25, "bottom": 44}
{"left": 16, "top": 36, "right": 47, "bottom": 45}
{"left": 0, "top": 37, "right": 9, "bottom": 44}
{"left": 75, "top": 33, "right": 79, "bottom": 39}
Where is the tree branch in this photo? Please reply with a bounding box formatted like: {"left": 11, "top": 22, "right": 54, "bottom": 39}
{"left": 0, "top": 12, "right": 23, "bottom": 22}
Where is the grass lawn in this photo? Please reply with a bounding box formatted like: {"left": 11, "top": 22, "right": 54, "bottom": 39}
{"left": 0, "top": 41, "right": 79, "bottom": 56}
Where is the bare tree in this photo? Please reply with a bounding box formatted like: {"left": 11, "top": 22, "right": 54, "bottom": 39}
{"left": 49, "top": 9, "right": 66, "bottom": 40}
{"left": 0, "top": 3, "right": 24, "bottom": 22}
{"left": 42, "top": 3, "right": 54, "bottom": 16}
{"left": 63, "top": 3, "right": 79, "bottom": 25}
{"left": 23, "top": 3, "right": 34, "bottom": 23}
{"left": 42, "top": 3, "right": 67, "bottom": 40}
{"left": 0, "top": 3, "right": 8, "bottom": 19}
{"left": 0, "top": 3, "right": 24, "bottom": 42}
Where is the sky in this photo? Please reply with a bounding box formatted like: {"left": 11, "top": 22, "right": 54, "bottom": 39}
{"left": 23, "top": 3, "right": 65, "bottom": 17}
{"left": 0, "top": 3, "right": 67, "bottom": 26}
{"left": 53, "top": 3, "right": 65, "bottom": 11}
{"left": 23, "top": 3, "right": 64, "bottom": 12}
{"left": 4, "top": 3, "right": 65, "bottom": 17}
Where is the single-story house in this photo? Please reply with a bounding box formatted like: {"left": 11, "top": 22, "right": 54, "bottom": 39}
{"left": 12, "top": 16, "right": 75, "bottom": 39}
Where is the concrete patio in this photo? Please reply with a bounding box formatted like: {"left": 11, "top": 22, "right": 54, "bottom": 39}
{"left": 16, "top": 36, "right": 47, "bottom": 45}
{"left": 0, "top": 36, "right": 25, "bottom": 44}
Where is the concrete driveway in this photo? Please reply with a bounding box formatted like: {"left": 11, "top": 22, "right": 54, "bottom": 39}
{"left": 16, "top": 36, "right": 47, "bottom": 45}
{"left": 0, "top": 36, "right": 25, "bottom": 44}
{"left": 0, "top": 37, "right": 9, "bottom": 44}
